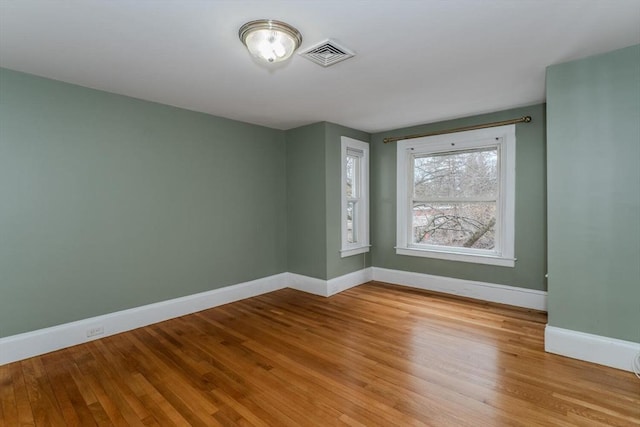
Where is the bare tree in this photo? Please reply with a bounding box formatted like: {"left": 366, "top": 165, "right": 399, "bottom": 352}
{"left": 412, "top": 148, "right": 497, "bottom": 249}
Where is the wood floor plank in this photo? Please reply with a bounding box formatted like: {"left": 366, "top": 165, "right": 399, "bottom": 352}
{"left": 21, "top": 357, "right": 68, "bottom": 426}
{"left": 70, "top": 347, "right": 141, "bottom": 427}
{"left": 1, "top": 281, "right": 638, "bottom": 426}
{"left": 126, "top": 372, "right": 193, "bottom": 426}
{"left": 0, "top": 364, "right": 19, "bottom": 427}
{"left": 121, "top": 332, "right": 224, "bottom": 427}
{"left": 39, "top": 352, "right": 88, "bottom": 427}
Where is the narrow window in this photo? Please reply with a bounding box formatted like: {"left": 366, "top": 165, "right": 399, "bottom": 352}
{"left": 341, "top": 137, "right": 370, "bottom": 257}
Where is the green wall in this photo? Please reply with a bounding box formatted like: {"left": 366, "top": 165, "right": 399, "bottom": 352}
{"left": 286, "top": 122, "right": 372, "bottom": 280}
{"left": 9, "top": 44, "right": 635, "bottom": 341}
{"left": 546, "top": 45, "right": 640, "bottom": 342}
{"left": 0, "top": 68, "right": 287, "bottom": 337}
{"left": 0, "top": 69, "right": 372, "bottom": 338}
{"left": 286, "top": 123, "right": 327, "bottom": 279}
{"left": 371, "top": 104, "right": 547, "bottom": 291}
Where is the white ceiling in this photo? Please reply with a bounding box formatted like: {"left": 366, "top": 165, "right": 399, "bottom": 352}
{"left": 1, "top": 1, "right": 639, "bottom": 133}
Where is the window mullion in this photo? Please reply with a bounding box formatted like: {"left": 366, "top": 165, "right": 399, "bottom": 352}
{"left": 413, "top": 197, "right": 498, "bottom": 204}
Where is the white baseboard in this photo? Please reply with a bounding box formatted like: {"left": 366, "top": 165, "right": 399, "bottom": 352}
{"left": 7, "top": 267, "right": 634, "bottom": 374}
{"left": 0, "top": 273, "right": 288, "bottom": 365}
{"left": 545, "top": 325, "right": 640, "bottom": 373}
{"left": 287, "top": 273, "right": 330, "bottom": 296}
{"left": 288, "top": 267, "right": 372, "bottom": 297}
{"left": 372, "top": 267, "right": 547, "bottom": 311}
{"left": 0, "top": 269, "right": 375, "bottom": 365}
{"left": 327, "top": 267, "right": 373, "bottom": 296}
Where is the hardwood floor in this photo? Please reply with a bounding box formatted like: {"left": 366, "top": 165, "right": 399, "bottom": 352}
{"left": 1, "top": 281, "right": 638, "bottom": 426}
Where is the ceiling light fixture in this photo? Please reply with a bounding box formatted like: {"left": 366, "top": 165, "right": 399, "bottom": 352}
{"left": 239, "top": 19, "right": 302, "bottom": 64}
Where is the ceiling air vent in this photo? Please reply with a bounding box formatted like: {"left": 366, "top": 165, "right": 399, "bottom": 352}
{"left": 299, "top": 39, "right": 355, "bottom": 67}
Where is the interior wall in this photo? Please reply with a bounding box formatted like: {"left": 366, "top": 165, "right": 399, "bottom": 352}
{"left": 324, "top": 122, "right": 372, "bottom": 280}
{"left": 546, "top": 44, "right": 640, "bottom": 342}
{"left": 370, "top": 104, "right": 547, "bottom": 291}
{"left": 0, "top": 68, "right": 287, "bottom": 337}
{"left": 285, "top": 123, "right": 328, "bottom": 279}
{"left": 285, "top": 122, "right": 372, "bottom": 281}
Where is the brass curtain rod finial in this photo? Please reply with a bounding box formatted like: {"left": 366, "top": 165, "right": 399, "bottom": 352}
{"left": 383, "top": 115, "right": 533, "bottom": 144}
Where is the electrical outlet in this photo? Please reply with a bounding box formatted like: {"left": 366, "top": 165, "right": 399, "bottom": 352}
{"left": 86, "top": 326, "right": 104, "bottom": 338}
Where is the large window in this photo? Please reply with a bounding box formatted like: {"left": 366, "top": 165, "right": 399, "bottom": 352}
{"left": 396, "top": 125, "right": 515, "bottom": 266}
{"left": 341, "top": 137, "right": 370, "bottom": 257}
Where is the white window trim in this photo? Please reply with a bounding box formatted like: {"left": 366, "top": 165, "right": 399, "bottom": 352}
{"left": 396, "top": 124, "right": 516, "bottom": 267}
{"left": 341, "top": 137, "right": 370, "bottom": 258}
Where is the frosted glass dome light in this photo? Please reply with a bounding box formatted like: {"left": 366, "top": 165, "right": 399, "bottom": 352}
{"left": 239, "top": 20, "right": 302, "bottom": 64}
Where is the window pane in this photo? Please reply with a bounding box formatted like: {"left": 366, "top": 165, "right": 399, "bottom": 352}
{"left": 346, "top": 155, "right": 358, "bottom": 198}
{"left": 413, "top": 148, "right": 497, "bottom": 200}
{"left": 412, "top": 202, "right": 496, "bottom": 249}
{"left": 347, "top": 200, "right": 357, "bottom": 243}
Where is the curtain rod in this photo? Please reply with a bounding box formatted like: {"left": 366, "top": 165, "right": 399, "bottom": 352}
{"left": 382, "top": 116, "right": 532, "bottom": 144}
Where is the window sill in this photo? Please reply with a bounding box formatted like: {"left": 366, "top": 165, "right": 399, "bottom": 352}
{"left": 395, "top": 247, "right": 515, "bottom": 267}
{"left": 340, "top": 245, "right": 371, "bottom": 258}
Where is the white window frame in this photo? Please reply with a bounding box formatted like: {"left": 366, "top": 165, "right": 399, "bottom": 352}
{"left": 396, "top": 124, "right": 516, "bottom": 267}
{"left": 341, "top": 137, "right": 370, "bottom": 257}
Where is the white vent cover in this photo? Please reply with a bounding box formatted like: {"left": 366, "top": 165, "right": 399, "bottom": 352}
{"left": 299, "top": 39, "right": 355, "bottom": 67}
